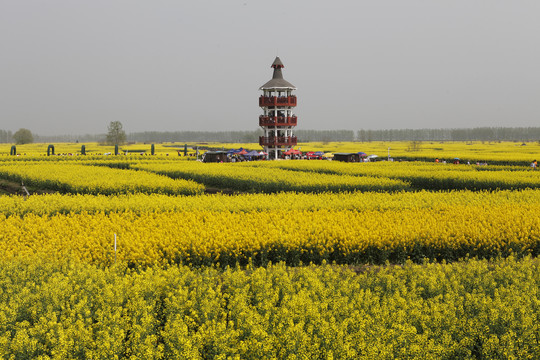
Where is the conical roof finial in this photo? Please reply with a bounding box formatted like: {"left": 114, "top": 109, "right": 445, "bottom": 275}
{"left": 271, "top": 57, "right": 284, "bottom": 69}
{"left": 259, "top": 57, "right": 296, "bottom": 90}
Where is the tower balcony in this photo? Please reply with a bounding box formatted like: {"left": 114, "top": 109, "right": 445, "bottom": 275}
{"left": 259, "top": 95, "right": 297, "bottom": 107}
{"left": 259, "top": 115, "right": 298, "bottom": 127}
{"left": 259, "top": 136, "right": 298, "bottom": 147}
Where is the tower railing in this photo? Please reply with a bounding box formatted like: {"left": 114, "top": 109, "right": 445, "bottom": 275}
{"left": 259, "top": 96, "right": 297, "bottom": 107}
{"left": 259, "top": 116, "right": 297, "bottom": 127}
{"left": 259, "top": 136, "right": 298, "bottom": 147}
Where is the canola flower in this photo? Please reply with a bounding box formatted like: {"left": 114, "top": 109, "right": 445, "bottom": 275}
{"left": 0, "top": 163, "right": 204, "bottom": 195}
{"left": 0, "top": 257, "right": 538, "bottom": 359}
{"left": 3, "top": 140, "right": 539, "bottom": 164}
{"left": 131, "top": 161, "right": 410, "bottom": 193}
{"left": 0, "top": 142, "right": 190, "bottom": 157}
{"left": 2, "top": 148, "right": 538, "bottom": 193}
{"left": 1, "top": 189, "right": 540, "bottom": 216}
{"left": 0, "top": 142, "right": 539, "bottom": 359}
{"left": 243, "top": 160, "right": 540, "bottom": 191}
{"left": 1, "top": 204, "right": 538, "bottom": 266}
{"left": 186, "top": 140, "right": 540, "bottom": 165}
{"left": 81, "top": 158, "right": 540, "bottom": 193}
{"left": 296, "top": 140, "right": 540, "bottom": 165}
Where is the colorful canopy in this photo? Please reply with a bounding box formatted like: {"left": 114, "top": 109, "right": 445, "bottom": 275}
{"left": 284, "top": 148, "right": 302, "bottom": 155}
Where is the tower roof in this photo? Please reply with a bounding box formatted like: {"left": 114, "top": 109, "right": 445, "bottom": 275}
{"left": 271, "top": 57, "right": 284, "bottom": 68}
{"left": 259, "top": 57, "right": 296, "bottom": 90}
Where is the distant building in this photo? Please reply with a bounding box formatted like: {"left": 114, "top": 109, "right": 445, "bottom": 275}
{"left": 202, "top": 151, "right": 229, "bottom": 163}
{"left": 259, "top": 57, "right": 298, "bottom": 160}
{"left": 333, "top": 153, "right": 361, "bottom": 162}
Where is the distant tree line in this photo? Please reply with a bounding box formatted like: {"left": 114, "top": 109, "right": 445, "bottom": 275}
{"left": 295, "top": 130, "right": 355, "bottom": 142}
{"left": 0, "top": 130, "right": 13, "bottom": 143}
{"left": 1, "top": 127, "right": 539, "bottom": 143}
{"left": 358, "top": 127, "right": 540, "bottom": 142}
{"left": 128, "top": 130, "right": 356, "bottom": 143}
{"left": 1, "top": 129, "right": 34, "bottom": 144}
{"left": 34, "top": 134, "right": 105, "bottom": 143}
{"left": 127, "top": 131, "right": 261, "bottom": 143}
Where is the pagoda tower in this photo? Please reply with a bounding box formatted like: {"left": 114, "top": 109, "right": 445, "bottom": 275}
{"left": 259, "top": 57, "right": 297, "bottom": 160}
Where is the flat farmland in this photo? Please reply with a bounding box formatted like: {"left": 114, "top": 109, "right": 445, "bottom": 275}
{"left": 0, "top": 141, "right": 539, "bottom": 358}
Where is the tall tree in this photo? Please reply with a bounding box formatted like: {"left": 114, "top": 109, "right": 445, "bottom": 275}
{"left": 13, "top": 128, "right": 34, "bottom": 144}
{"left": 0, "top": 130, "right": 13, "bottom": 143}
{"left": 106, "top": 121, "right": 126, "bottom": 145}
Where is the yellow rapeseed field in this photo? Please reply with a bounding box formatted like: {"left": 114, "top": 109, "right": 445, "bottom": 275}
{"left": 0, "top": 193, "right": 538, "bottom": 266}
{"left": 0, "top": 163, "right": 203, "bottom": 195}
{"left": 2, "top": 140, "right": 539, "bottom": 164}
{"left": 1, "top": 257, "right": 538, "bottom": 358}
{"left": 0, "top": 141, "right": 538, "bottom": 265}
{"left": 0, "top": 141, "right": 539, "bottom": 358}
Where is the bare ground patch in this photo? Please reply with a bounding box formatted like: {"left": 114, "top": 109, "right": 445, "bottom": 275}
{"left": 0, "top": 179, "right": 57, "bottom": 196}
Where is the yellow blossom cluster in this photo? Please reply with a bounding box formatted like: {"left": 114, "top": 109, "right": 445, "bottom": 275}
{"left": 132, "top": 161, "right": 410, "bottom": 193}
{"left": 0, "top": 189, "right": 539, "bottom": 216}
{"left": 0, "top": 257, "right": 538, "bottom": 358}
{"left": 1, "top": 201, "right": 538, "bottom": 266}
{"left": 0, "top": 141, "right": 539, "bottom": 358}
{"left": 244, "top": 160, "right": 540, "bottom": 191}
{"left": 0, "top": 163, "right": 204, "bottom": 195}
{"left": 3, "top": 140, "right": 538, "bottom": 164}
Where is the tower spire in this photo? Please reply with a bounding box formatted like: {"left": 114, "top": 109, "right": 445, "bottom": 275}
{"left": 271, "top": 56, "right": 284, "bottom": 68}
{"left": 259, "top": 57, "right": 296, "bottom": 90}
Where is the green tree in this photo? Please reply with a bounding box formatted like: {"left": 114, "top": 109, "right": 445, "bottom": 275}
{"left": 13, "top": 128, "right": 34, "bottom": 144}
{"left": 106, "top": 121, "right": 126, "bottom": 145}
{"left": 406, "top": 141, "right": 422, "bottom": 152}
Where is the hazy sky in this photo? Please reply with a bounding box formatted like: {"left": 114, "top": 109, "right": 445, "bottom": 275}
{"left": 1, "top": 1, "right": 539, "bottom": 136}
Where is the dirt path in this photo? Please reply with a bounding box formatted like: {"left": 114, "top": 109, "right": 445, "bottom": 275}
{"left": 204, "top": 187, "right": 243, "bottom": 195}
{"left": 0, "top": 179, "right": 57, "bottom": 196}
{"left": 0, "top": 180, "right": 237, "bottom": 197}
{"left": 0, "top": 179, "right": 21, "bottom": 195}
{"left": 0, "top": 177, "right": 241, "bottom": 196}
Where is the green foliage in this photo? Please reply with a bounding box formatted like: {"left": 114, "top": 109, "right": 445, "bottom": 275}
{"left": 0, "top": 257, "right": 538, "bottom": 359}
{"left": 106, "top": 121, "right": 126, "bottom": 145}
{"left": 406, "top": 140, "right": 422, "bottom": 152}
{"left": 356, "top": 127, "right": 540, "bottom": 142}
{"left": 13, "top": 128, "right": 34, "bottom": 145}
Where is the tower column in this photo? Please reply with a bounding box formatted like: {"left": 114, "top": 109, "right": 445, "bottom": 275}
{"left": 258, "top": 57, "right": 298, "bottom": 160}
